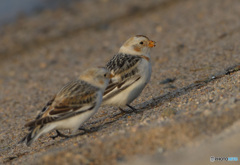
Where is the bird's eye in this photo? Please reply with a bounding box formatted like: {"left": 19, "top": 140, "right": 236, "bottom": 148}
{"left": 139, "top": 41, "right": 144, "bottom": 45}
{"left": 104, "top": 73, "right": 107, "bottom": 77}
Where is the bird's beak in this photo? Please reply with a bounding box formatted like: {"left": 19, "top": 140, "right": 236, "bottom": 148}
{"left": 148, "top": 40, "right": 156, "bottom": 48}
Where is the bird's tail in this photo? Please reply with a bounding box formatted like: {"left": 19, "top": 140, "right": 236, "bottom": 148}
{"left": 19, "top": 125, "right": 46, "bottom": 146}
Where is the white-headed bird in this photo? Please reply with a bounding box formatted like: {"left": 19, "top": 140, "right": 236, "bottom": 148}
{"left": 102, "top": 35, "right": 156, "bottom": 112}
{"left": 20, "top": 67, "right": 111, "bottom": 146}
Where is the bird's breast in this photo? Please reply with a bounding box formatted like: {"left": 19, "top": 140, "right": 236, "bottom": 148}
{"left": 138, "top": 58, "right": 152, "bottom": 83}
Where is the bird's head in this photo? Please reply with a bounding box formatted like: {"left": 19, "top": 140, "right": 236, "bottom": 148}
{"left": 118, "top": 35, "right": 156, "bottom": 56}
{"left": 80, "top": 67, "right": 113, "bottom": 90}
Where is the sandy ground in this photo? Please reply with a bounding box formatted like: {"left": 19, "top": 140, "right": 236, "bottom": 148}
{"left": 0, "top": 0, "right": 240, "bottom": 164}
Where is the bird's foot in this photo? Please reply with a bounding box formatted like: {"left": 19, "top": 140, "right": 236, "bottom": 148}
{"left": 118, "top": 104, "right": 136, "bottom": 113}
{"left": 119, "top": 104, "right": 142, "bottom": 114}
{"left": 50, "top": 127, "right": 99, "bottom": 140}
{"left": 78, "top": 127, "right": 98, "bottom": 133}
{"left": 127, "top": 104, "right": 137, "bottom": 111}
{"left": 119, "top": 108, "right": 133, "bottom": 113}
{"left": 50, "top": 130, "right": 72, "bottom": 139}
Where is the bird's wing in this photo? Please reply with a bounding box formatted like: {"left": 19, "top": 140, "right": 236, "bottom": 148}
{"left": 103, "top": 54, "right": 142, "bottom": 97}
{"left": 25, "top": 80, "right": 99, "bottom": 128}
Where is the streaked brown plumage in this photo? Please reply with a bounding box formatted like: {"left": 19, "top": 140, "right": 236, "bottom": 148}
{"left": 20, "top": 67, "right": 111, "bottom": 146}
{"left": 102, "top": 35, "right": 156, "bottom": 111}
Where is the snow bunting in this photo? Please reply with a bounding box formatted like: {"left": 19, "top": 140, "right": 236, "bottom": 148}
{"left": 102, "top": 35, "right": 156, "bottom": 112}
{"left": 20, "top": 67, "right": 111, "bottom": 146}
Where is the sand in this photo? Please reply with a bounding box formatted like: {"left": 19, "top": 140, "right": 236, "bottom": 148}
{"left": 0, "top": 0, "right": 240, "bottom": 164}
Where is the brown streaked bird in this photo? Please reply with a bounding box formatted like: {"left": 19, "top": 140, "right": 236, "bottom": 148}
{"left": 20, "top": 67, "right": 111, "bottom": 146}
{"left": 102, "top": 35, "right": 156, "bottom": 112}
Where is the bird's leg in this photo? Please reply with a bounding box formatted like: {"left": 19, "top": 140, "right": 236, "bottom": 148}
{"left": 118, "top": 104, "right": 141, "bottom": 113}
{"left": 119, "top": 107, "right": 129, "bottom": 113}
{"left": 119, "top": 104, "right": 136, "bottom": 113}
{"left": 50, "top": 127, "right": 99, "bottom": 140}
{"left": 50, "top": 130, "right": 72, "bottom": 139}
{"left": 127, "top": 104, "right": 143, "bottom": 114}
{"left": 127, "top": 104, "right": 137, "bottom": 111}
